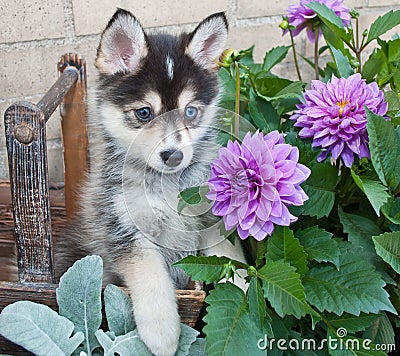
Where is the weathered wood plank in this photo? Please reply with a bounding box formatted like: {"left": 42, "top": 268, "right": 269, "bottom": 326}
{"left": 59, "top": 53, "right": 89, "bottom": 222}
{"left": 4, "top": 103, "right": 54, "bottom": 283}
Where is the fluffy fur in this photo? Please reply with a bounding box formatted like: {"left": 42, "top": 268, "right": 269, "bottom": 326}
{"left": 55, "top": 9, "right": 245, "bottom": 356}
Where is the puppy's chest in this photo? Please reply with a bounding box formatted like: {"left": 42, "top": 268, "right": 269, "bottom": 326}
{"left": 112, "top": 178, "right": 195, "bottom": 235}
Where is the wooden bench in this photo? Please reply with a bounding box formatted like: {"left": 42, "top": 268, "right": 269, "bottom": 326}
{"left": 0, "top": 53, "right": 205, "bottom": 354}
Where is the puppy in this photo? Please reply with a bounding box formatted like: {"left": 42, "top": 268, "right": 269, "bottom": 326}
{"left": 55, "top": 9, "right": 245, "bottom": 356}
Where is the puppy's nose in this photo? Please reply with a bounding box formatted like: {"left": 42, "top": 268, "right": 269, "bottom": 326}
{"left": 160, "top": 149, "right": 183, "bottom": 167}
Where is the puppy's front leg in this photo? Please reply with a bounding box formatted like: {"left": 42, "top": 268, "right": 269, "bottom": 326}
{"left": 120, "top": 247, "right": 180, "bottom": 356}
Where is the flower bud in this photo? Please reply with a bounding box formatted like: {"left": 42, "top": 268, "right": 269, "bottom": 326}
{"left": 217, "top": 48, "right": 238, "bottom": 68}
{"left": 349, "top": 9, "right": 359, "bottom": 19}
{"left": 362, "top": 29, "right": 368, "bottom": 37}
{"left": 279, "top": 18, "right": 289, "bottom": 31}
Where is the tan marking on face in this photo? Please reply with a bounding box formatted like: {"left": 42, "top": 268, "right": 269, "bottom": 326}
{"left": 124, "top": 90, "right": 162, "bottom": 115}
{"left": 177, "top": 87, "right": 196, "bottom": 109}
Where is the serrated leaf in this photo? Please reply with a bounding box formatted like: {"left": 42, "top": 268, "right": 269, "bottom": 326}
{"left": 366, "top": 109, "right": 400, "bottom": 191}
{"left": 247, "top": 277, "right": 272, "bottom": 334}
{"left": 362, "top": 49, "right": 384, "bottom": 83}
{"left": 249, "top": 90, "right": 280, "bottom": 132}
{"left": 366, "top": 10, "right": 400, "bottom": 45}
{"left": 178, "top": 185, "right": 209, "bottom": 214}
{"left": 174, "top": 255, "right": 247, "bottom": 284}
{"left": 327, "top": 329, "right": 386, "bottom": 356}
{"left": 304, "top": 249, "right": 396, "bottom": 315}
{"left": 219, "top": 68, "right": 237, "bottom": 102}
{"left": 327, "top": 313, "right": 381, "bottom": 333}
{"left": 382, "top": 197, "right": 400, "bottom": 224}
{"left": 258, "top": 260, "right": 316, "bottom": 319}
{"left": 373, "top": 232, "right": 400, "bottom": 274}
{"left": 296, "top": 226, "right": 340, "bottom": 268}
{"left": 363, "top": 313, "right": 395, "bottom": 347}
{"left": 104, "top": 284, "right": 135, "bottom": 337}
{"left": 57, "top": 255, "right": 103, "bottom": 354}
{"left": 95, "top": 329, "right": 151, "bottom": 356}
{"left": 351, "top": 170, "right": 390, "bottom": 216}
{"left": 330, "top": 46, "right": 354, "bottom": 78}
{"left": 0, "top": 301, "right": 84, "bottom": 356}
{"left": 266, "top": 226, "right": 308, "bottom": 276}
{"left": 203, "top": 283, "right": 265, "bottom": 356}
{"left": 338, "top": 208, "right": 393, "bottom": 284}
{"left": 263, "top": 46, "right": 290, "bottom": 72}
{"left": 301, "top": 163, "right": 338, "bottom": 218}
{"left": 307, "top": 2, "right": 352, "bottom": 43}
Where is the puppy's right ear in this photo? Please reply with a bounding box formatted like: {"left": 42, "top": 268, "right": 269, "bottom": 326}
{"left": 96, "top": 9, "right": 147, "bottom": 75}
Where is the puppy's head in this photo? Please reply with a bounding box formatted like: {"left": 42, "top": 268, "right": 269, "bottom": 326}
{"left": 95, "top": 9, "right": 228, "bottom": 173}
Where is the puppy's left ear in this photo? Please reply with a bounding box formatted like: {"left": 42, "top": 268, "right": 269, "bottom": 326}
{"left": 186, "top": 12, "right": 228, "bottom": 70}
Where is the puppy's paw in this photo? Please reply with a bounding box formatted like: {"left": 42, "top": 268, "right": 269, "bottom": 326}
{"left": 136, "top": 305, "right": 181, "bottom": 356}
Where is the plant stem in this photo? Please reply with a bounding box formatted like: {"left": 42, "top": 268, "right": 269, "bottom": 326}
{"left": 314, "top": 27, "right": 319, "bottom": 80}
{"left": 289, "top": 30, "right": 302, "bottom": 81}
{"left": 234, "top": 61, "right": 240, "bottom": 139}
{"left": 355, "top": 17, "right": 362, "bottom": 73}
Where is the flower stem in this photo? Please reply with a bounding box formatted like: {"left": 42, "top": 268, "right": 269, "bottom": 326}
{"left": 314, "top": 27, "right": 319, "bottom": 80}
{"left": 355, "top": 17, "right": 362, "bottom": 73}
{"left": 234, "top": 61, "right": 240, "bottom": 139}
{"left": 289, "top": 30, "right": 302, "bottom": 81}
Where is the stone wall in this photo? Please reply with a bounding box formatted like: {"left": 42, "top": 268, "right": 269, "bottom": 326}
{"left": 0, "top": 0, "right": 399, "bottom": 181}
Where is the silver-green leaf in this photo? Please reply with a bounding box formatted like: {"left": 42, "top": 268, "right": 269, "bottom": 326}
{"left": 0, "top": 301, "right": 84, "bottom": 356}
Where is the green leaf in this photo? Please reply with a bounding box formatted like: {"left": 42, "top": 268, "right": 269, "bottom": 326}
{"left": 303, "top": 249, "right": 396, "bottom": 315}
{"left": 307, "top": 2, "right": 352, "bottom": 43}
{"left": 0, "top": 301, "right": 84, "bottom": 356}
{"left": 362, "top": 50, "right": 384, "bottom": 83}
{"left": 366, "top": 108, "right": 400, "bottom": 191}
{"left": 327, "top": 312, "right": 381, "bottom": 333}
{"left": 382, "top": 197, "right": 400, "bottom": 224}
{"left": 174, "top": 255, "right": 247, "bottom": 284}
{"left": 104, "top": 284, "right": 135, "bottom": 337}
{"left": 262, "top": 46, "right": 290, "bottom": 72}
{"left": 296, "top": 226, "right": 340, "bottom": 268}
{"left": 327, "top": 329, "right": 386, "bottom": 356}
{"left": 247, "top": 277, "right": 272, "bottom": 334}
{"left": 248, "top": 90, "right": 280, "bottom": 132}
{"left": 363, "top": 313, "right": 395, "bottom": 347}
{"left": 219, "top": 68, "right": 237, "bottom": 102}
{"left": 373, "top": 232, "right": 400, "bottom": 274}
{"left": 266, "top": 226, "right": 308, "bottom": 276}
{"left": 178, "top": 185, "right": 209, "bottom": 214}
{"left": 56, "top": 255, "right": 103, "bottom": 354}
{"left": 366, "top": 10, "right": 400, "bottom": 46}
{"left": 338, "top": 209, "right": 393, "bottom": 284}
{"left": 330, "top": 46, "right": 354, "bottom": 78}
{"left": 203, "top": 283, "right": 264, "bottom": 356}
{"left": 258, "top": 260, "right": 316, "bottom": 319}
{"left": 301, "top": 162, "right": 338, "bottom": 218}
{"left": 95, "top": 329, "right": 151, "bottom": 356}
{"left": 351, "top": 170, "right": 390, "bottom": 216}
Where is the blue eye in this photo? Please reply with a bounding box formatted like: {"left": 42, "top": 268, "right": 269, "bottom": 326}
{"left": 135, "top": 107, "right": 153, "bottom": 122}
{"left": 185, "top": 106, "right": 198, "bottom": 120}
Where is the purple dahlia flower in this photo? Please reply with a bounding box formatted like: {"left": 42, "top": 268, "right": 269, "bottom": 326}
{"left": 290, "top": 73, "right": 388, "bottom": 168}
{"left": 286, "top": 0, "right": 351, "bottom": 43}
{"left": 206, "top": 131, "right": 310, "bottom": 241}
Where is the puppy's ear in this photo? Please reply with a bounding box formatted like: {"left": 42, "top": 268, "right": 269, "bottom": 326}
{"left": 96, "top": 8, "right": 147, "bottom": 75}
{"left": 186, "top": 12, "right": 228, "bottom": 70}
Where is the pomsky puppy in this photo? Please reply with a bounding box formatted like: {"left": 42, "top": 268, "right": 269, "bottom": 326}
{"left": 55, "top": 8, "right": 245, "bottom": 356}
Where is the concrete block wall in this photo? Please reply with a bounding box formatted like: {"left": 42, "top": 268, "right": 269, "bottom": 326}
{"left": 0, "top": 0, "right": 399, "bottom": 182}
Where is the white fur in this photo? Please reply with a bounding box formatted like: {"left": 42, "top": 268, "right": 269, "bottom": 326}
{"left": 186, "top": 15, "right": 227, "bottom": 69}
{"left": 165, "top": 55, "right": 174, "bottom": 81}
{"left": 96, "top": 13, "right": 147, "bottom": 74}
